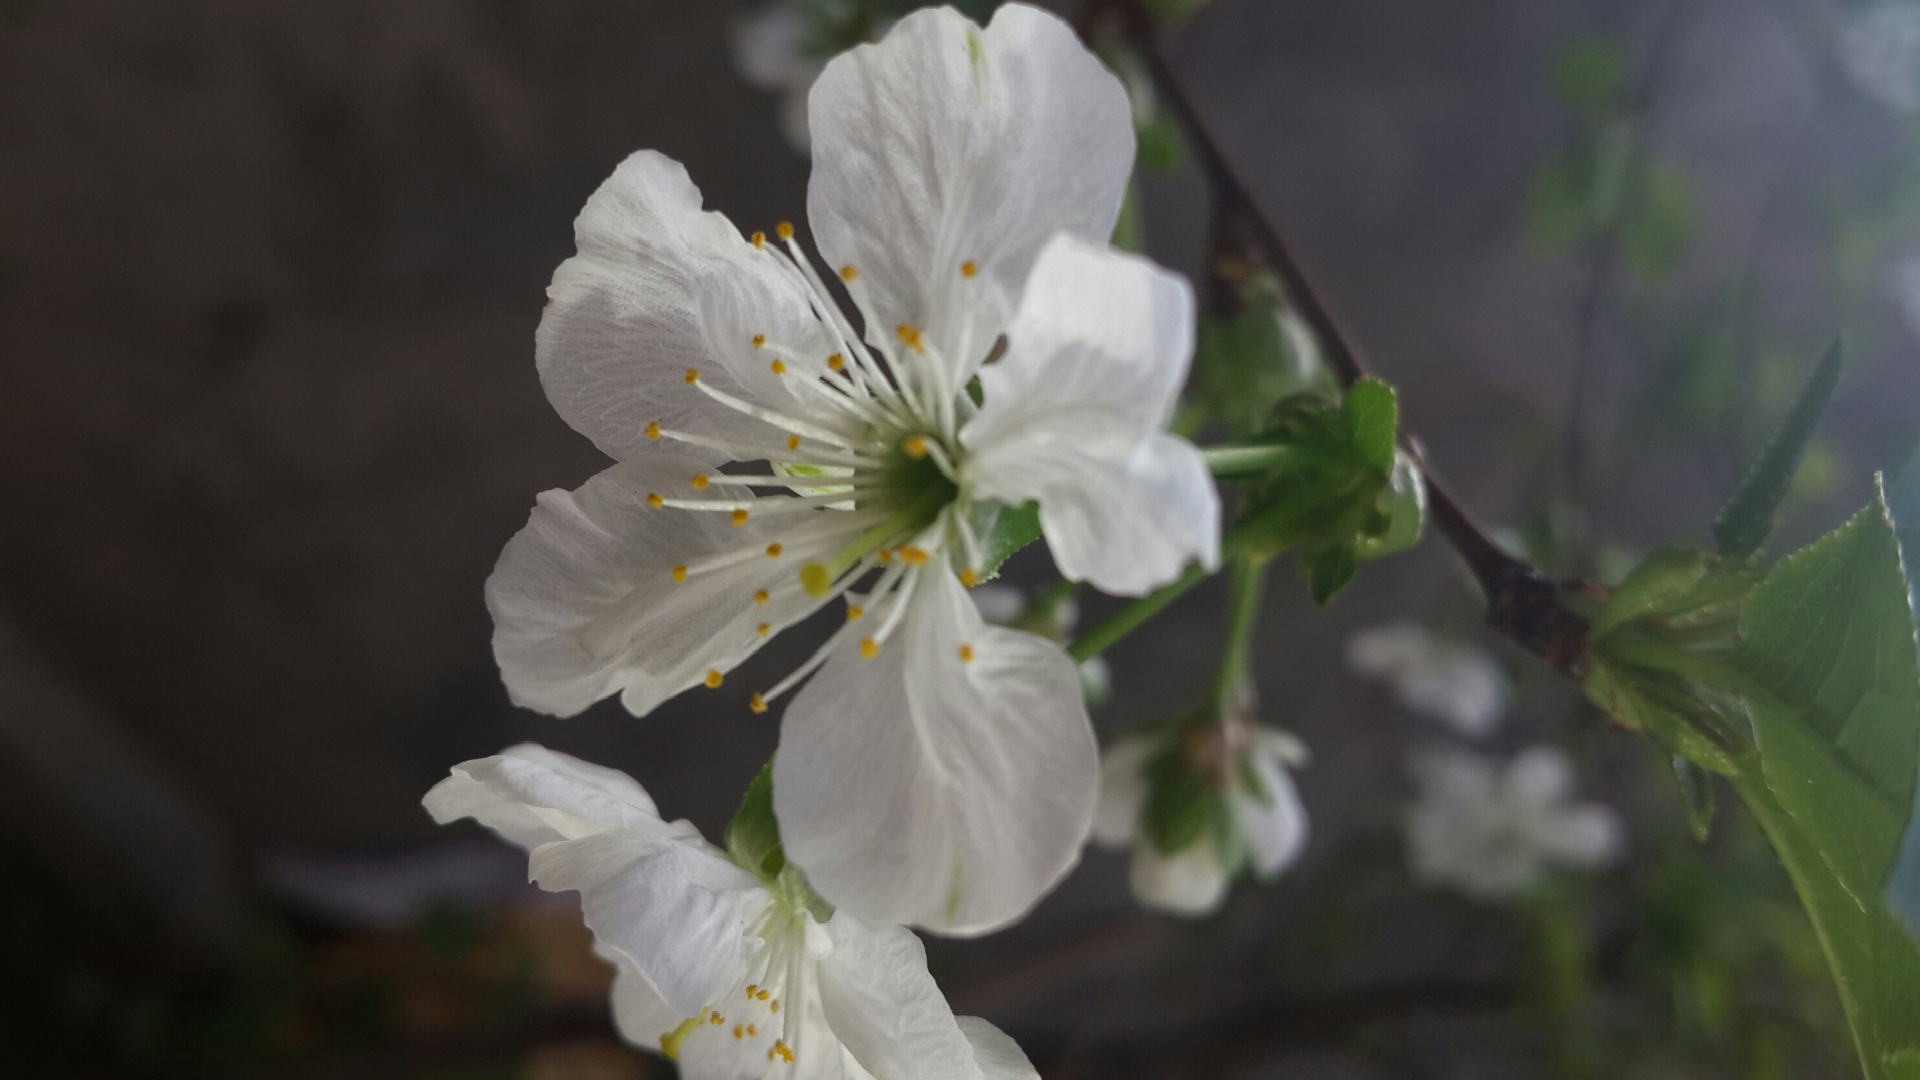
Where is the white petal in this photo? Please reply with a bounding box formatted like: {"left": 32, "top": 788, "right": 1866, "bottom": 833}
{"left": 1535, "top": 805, "right": 1627, "bottom": 870}
{"left": 1237, "top": 748, "right": 1309, "bottom": 879}
{"left": 1129, "top": 840, "right": 1229, "bottom": 916}
{"left": 815, "top": 915, "right": 981, "bottom": 1080}
{"left": 423, "top": 743, "right": 691, "bottom": 848}
{"left": 486, "top": 455, "right": 828, "bottom": 717}
{"left": 1506, "top": 746, "right": 1574, "bottom": 806}
{"left": 806, "top": 5, "right": 1133, "bottom": 368}
{"left": 956, "top": 1017, "right": 1040, "bottom": 1080}
{"left": 964, "top": 238, "right": 1218, "bottom": 595}
{"left": 775, "top": 567, "right": 1098, "bottom": 935}
{"left": 1091, "top": 736, "right": 1157, "bottom": 847}
{"left": 529, "top": 832, "right": 764, "bottom": 1019}
{"left": 538, "top": 150, "right": 834, "bottom": 463}
{"left": 600, "top": 948, "right": 686, "bottom": 1053}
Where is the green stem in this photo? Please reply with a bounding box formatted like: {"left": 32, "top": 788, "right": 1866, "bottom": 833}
{"left": 1069, "top": 523, "right": 1257, "bottom": 663}
{"left": 1209, "top": 557, "right": 1269, "bottom": 712}
{"left": 1202, "top": 442, "right": 1314, "bottom": 478}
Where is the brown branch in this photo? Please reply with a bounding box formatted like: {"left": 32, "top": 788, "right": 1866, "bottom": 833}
{"left": 1085, "top": 1, "right": 1597, "bottom": 678}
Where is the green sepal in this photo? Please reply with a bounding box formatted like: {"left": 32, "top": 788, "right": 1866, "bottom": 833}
{"left": 974, "top": 500, "right": 1041, "bottom": 580}
{"left": 1671, "top": 754, "right": 1717, "bottom": 842}
{"left": 1711, "top": 340, "right": 1843, "bottom": 558}
{"left": 1343, "top": 378, "right": 1398, "bottom": 473}
{"left": 724, "top": 762, "right": 833, "bottom": 922}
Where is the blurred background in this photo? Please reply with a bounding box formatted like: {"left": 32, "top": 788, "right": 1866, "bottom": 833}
{"left": 3, "top": 0, "right": 1918, "bottom": 1075}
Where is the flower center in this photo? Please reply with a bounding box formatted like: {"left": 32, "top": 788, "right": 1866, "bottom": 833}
{"left": 658, "top": 904, "right": 814, "bottom": 1072}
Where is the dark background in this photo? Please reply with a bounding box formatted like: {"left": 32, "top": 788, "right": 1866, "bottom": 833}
{"left": 1, "top": 0, "right": 1913, "bottom": 1076}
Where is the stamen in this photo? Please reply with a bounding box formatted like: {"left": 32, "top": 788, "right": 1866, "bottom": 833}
{"left": 751, "top": 231, "right": 766, "bottom": 250}
{"left": 845, "top": 605, "right": 864, "bottom": 621}
{"left": 959, "top": 568, "right": 978, "bottom": 587}
{"left": 787, "top": 434, "right": 801, "bottom": 451}
{"left": 685, "top": 368, "right": 700, "bottom": 385}
{"left": 691, "top": 474, "right": 710, "bottom": 490}
{"left": 692, "top": 376, "right": 862, "bottom": 449}
{"left": 859, "top": 636, "right": 878, "bottom": 659}
{"left": 776, "top": 222, "right": 795, "bottom": 241}
{"left": 757, "top": 622, "right": 771, "bottom": 636}
{"left": 754, "top": 590, "right": 770, "bottom": 605}
{"left": 899, "top": 547, "right": 929, "bottom": 566}
{"left": 646, "top": 421, "right": 661, "bottom": 441}
{"left": 896, "top": 325, "right": 925, "bottom": 353}
{"left": 750, "top": 692, "right": 768, "bottom": 713}
{"left": 733, "top": 1024, "right": 744, "bottom": 1040}
{"left": 770, "top": 358, "right": 786, "bottom": 374}
{"left": 711, "top": 1012, "right": 725, "bottom": 1025}
{"left": 839, "top": 265, "right": 858, "bottom": 282}
{"left": 959, "top": 643, "right": 975, "bottom": 662}
{"left": 731, "top": 509, "right": 749, "bottom": 526}
{"left": 705, "top": 669, "right": 724, "bottom": 688}
{"left": 800, "top": 563, "right": 833, "bottom": 597}
{"left": 753, "top": 334, "right": 767, "bottom": 350}
{"left": 902, "top": 434, "right": 929, "bottom": 459}
{"left": 827, "top": 354, "right": 844, "bottom": 372}
{"left": 672, "top": 565, "right": 688, "bottom": 583}
{"left": 767, "top": 542, "right": 783, "bottom": 558}
{"left": 646, "top": 493, "right": 664, "bottom": 509}
{"left": 961, "top": 260, "right": 978, "bottom": 278}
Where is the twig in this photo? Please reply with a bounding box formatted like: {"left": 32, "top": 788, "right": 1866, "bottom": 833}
{"left": 1083, "top": 1, "right": 1599, "bottom": 678}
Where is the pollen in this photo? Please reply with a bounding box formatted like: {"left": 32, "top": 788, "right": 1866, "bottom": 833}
{"left": 839, "top": 265, "right": 858, "bottom": 282}
{"left": 672, "top": 565, "right": 688, "bottom": 583}
{"left": 860, "top": 636, "right": 878, "bottom": 660}
{"left": 749, "top": 692, "right": 768, "bottom": 714}
{"left": 685, "top": 368, "right": 700, "bottom": 385}
{"left": 753, "top": 333, "right": 767, "bottom": 350}
{"left": 731, "top": 508, "right": 750, "bottom": 526}
{"left": 827, "top": 353, "right": 845, "bottom": 372}
{"left": 896, "top": 324, "right": 924, "bottom": 352}
{"left": 646, "top": 493, "right": 664, "bottom": 510}
{"left": 902, "top": 434, "right": 929, "bottom": 459}
{"left": 755, "top": 989, "right": 770, "bottom": 1001}
{"left": 800, "top": 562, "right": 833, "bottom": 597}
{"left": 733, "top": 1024, "right": 744, "bottom": 1040}
{"left": 877, "top": 547, "right": 893, "bottom": 563}
{"left": 747, "top": 1024, "right": 758, "bottom": 1036}
{"left": 705, "top": 669, "right": 724, "bottom": 688}
{"left": 900, "top": 546, "right": 929, "bottom": 566}
{"left": 710, "top": 1012, "right": 725, "bottom": 1025}
{"left": 769, "top": 1000, "right": 780, "bottom": 1013}
{"left": 754, "top": 589, "right": 770, "bottom": 605}
{"left": 746, "top": 985, "right": 757, "bottom": 997}
{"left": 776, "top": 221, "right": 795, "bottom": 241}
{"left": 691, "top": 474, "right": 710, "bottom": 489}
{"left": 786, "top": 434, "right": 801, "bottom": 451}
{"left": 645, "top": 421, "right": 661, "bottom": 441}
{"left": 958, "top": 568, "right": 978, "bottom": 587}
{"left": 846, "top": 605, "right": 864, "bottom": 621}
{"left": 770, "top": 358, "right": 786, "bottom": 375}
{"left": 757, "top": 622, "right": 771, "bottom": 637}
{"left": 958, "top": 643, "right": 975, "bottom": 663}
{"left": 961, "top": 260, "right": 978, "bottom": 278}
{"left": 766, "top": 543, "right": 783, "bottom": 558}
{"left": 774, "top": 1039, "right": 794, "bottom": 1063}
{"left": 751, "top": 230, "right": 766, "bottom": 249}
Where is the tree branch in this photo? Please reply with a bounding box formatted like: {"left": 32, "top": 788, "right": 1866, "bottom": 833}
{"left": 1085, "top": 1, "right": 1598, "bottom": 678}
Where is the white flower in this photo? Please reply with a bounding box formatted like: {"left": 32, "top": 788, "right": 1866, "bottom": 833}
{"left": 490, "top": 3, "right": 1219, "bottom": 935}
{"left": 1841, "top": 5, "right": 1920, "bottom": 114}
{"left": 424, "top": 745, "right": 1040, "bottom": 1080}
{"left": 969, "top": 582, "right": 1110, "bottom": 704}
{"left": 1406, "top": 745, "right": 1625, "bottom": 901}
{"left": 1346, "top": 621, "right": 1508, "bottom": 737}
{"left": 1091, "top": 726, "right": 1309, "bottom": 916}
{"left": 732, "top": 4, "right": 826, "bottom": 151}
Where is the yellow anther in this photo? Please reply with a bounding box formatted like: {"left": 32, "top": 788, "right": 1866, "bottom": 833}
{"left": 692, "top": 473, "right": 710, "bottom": 490}
{"left": 896, "top": 324, "right": 924, "bottom": 352}
{"left": 770, "top": 358, "right": 786, "bottom": 374}
{"left": 859, "top": 637, "right": 878, "bottom": 660}
{"left": 768, "top": 1049, "right": 777, "bottom": 1062}
{"left": 746, "top": 984, "right": 758, "bottom": 997}
{"left": 770, "top": 1000, "right": 780, "bottom": 1013}
{"left": 672, "top": 565, "right": 688, "bottom": 583}
{"left": 747, "top": 1024, "right": 758, "bottom": 1036}
{"left": 961, "top": 260, "right": 978, "bottom": 278}
{"left": 827, "top": 353, "right": 845, "bottom": 372}
{"left": 749, "top": 692, "right": 768, "bottom": 714}
{"left": 710, "top": 1012, "right": 725, "bottom": 1025}
{"left": 877, "top": 547, "right": 893, "bottom": 564}
{"left": 685, "top": 368, "right": 700, "bottom": 385}
{"left": 756, "top": 989, "right": 770, "bottom": 1001}
{"left": 752, "top": 230, "right": 767, "bottom": 249}
{"left": 958, "top": 643, "right": 975, "bottom": 663}
{"left": 902, "top": 434, "right": 929, "bottom": 459}
{"left": 731, "top": 508, "right": 750, "bottom": 527}
{"left": 958, "top": 568, "right": 978, "bottom": 587}
{"left": 766, "top": 543, "right": 783, "bottom": 558}
{"left": 839, "top": 265, "right": 858, "bottom": 282}
{"left": 900, "top": 546, "right": 929, "bottom": 566}
{"left": 846, "top": 605, "right": 864, "bottom": 621}
{"left": 754, "top": 589, "right": 770, "bottom": 605}
{"left": 705, "top": 669, "right": 724, "bottom": 688}
{"left": 753, "top": 333, "right": 767, "bottom": 350}
{"left": 646, "top": 493, "right": 664, "bottom": 509}
{"left": 774, "top": 1040, "right": 793, "bottom": 1063}
{"left": 646, "top": 421, "right": 661, "bottom": 441}
{"left": 800, "top": 562, "right": 832, "bottom": 597}
{"left": 757, "top": 622, "right": 771, "bottom": 637}
{"left": 786, "top": 434, "right": 801, "bottom": 451}
{"left": 776, "top": 221, "right": 795, "bottom": 241}
{"left": 733, "top": 1024, "right": 744, "bottom": 1040}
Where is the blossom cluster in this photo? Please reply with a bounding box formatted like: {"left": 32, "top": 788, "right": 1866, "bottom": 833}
{"left": 427, "top": 6, "right": 1228, "bottom": 1075}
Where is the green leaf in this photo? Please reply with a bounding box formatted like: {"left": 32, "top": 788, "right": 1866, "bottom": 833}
{"left": 1712, "top": 341, "right": 1843, "bottom": 557}
{"left": 1727, "top": 483, "right": 1920, "bottom": 1075}
{"left": 1142, "top": 747, "right": 1216, "bottom": 856}
{"left": 1886, "top": 446, "right": 1920, "bottom": 937}
{"left": 1552, "top": 38, "right": 1626, "bottom": 116}
{"left": 976, "top": 500, "right": 1041, "bottom": 579}
{"left": 1343, "top": 378, "right": 1398, "bottom": 473}
{"left": 1621, "top": 161, "right": 1696, "bottom": 280}
{"left": 1354, "top": 451, "right": 1427, "bottom": 559}
{"left": 1671, "top": 755, "right": 1717, "bottom": 842}
{"left": 1137, "top": 116, "right": 1184, "bottom": 171}
{"left": 725, "top": 763, "right": 785, "bottom": 880}
{"left": 1583, "top": 659, "right": 1738, "bottom": 776}
{"left": 1526, "top": 153, "right": 1596, "bottom": 252}
{"left": 1303, "top": 546, "right": 1358, "bottom": 607}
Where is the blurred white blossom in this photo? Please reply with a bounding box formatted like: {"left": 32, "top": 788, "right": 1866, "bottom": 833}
{"left": 732, "top": 4, "right": 824, "bottom": 151}
{"left": 1093, "top": 722, "right": 1309, "bottom": 916}
{"left": 1406, "top": 745, "right": 1624, "bottom": 901}
{"left": 1841, "top": 4, "right": 1920, "bottom": 114}
{"left": 1347, "top": 621, "right": 1508, "bottom": 736}
{"left": 425, "top": 745, "right": 1039, "bottom": 1079}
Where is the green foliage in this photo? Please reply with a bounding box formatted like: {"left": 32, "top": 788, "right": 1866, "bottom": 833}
{"left": 1621, "top": 161, "right": 1697, "bottom": 279}
{"left": 726, "top": 763, "right": 833, "bottom": 921}
{"left": 1712, "top": 341, "right": 1844, "bottom": 557}
{"left": 1185, "top": 283, "right": 1337, "bottom": 438}
{"left": 1552, "top": 39, "right": 1627, "bottom": 119}
{"left": 976, "top": 500, "right": 1042, "bottom": 578}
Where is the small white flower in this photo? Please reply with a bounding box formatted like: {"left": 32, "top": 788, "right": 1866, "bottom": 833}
{"left": 1091, "top": 726, "right": 1309, "bottom": 916}
{"left": 1406, "top": 745, "right": 1625, "bottom": 901}
{"left": 1346, "top": 621, "right": 1508, "bottom": 737}
{"left": 424, "top": 745, "right": 1040, "bottom": 1080}
{"left": 1841, "top": 5, "right": 1920, "bottom": 114}
{"left": 732, "top": 4, "right": 826, "bottom": 151}
{"left": 492, "top": 3, "right": 1219, "bottom": 935}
